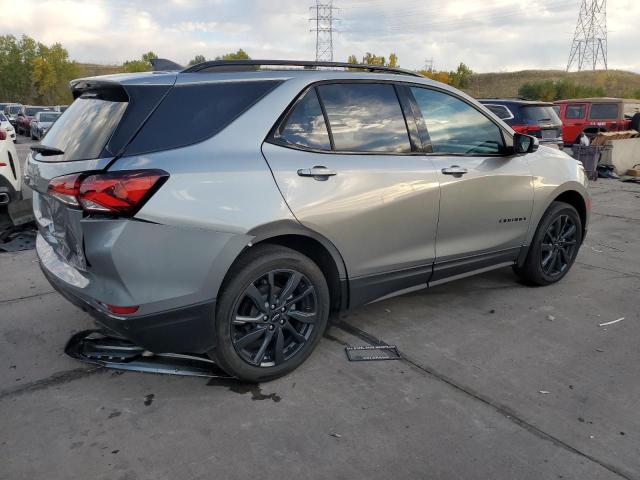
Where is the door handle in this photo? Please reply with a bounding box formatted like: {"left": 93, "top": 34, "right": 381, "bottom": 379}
{"left": 441, "top": 165, "right": 468, "bottom": 176}
{"left": 297, "top": 166, "right": 337, "bottom": 179}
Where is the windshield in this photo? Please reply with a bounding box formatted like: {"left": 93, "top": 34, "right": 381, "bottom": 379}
{"left": 7, "top": 105, "right": 20, "bottom": 114}
{"left": 39, "top": 113, "right": 60, "bottom": 122}
{"left": 40, "top": 88, "right": 128, "bottom": 161}
{"left": 0, "top": 112, "right": 7, "bottom": 122}
{"left": 26, "top": 107, "right": 49, "bottom": 116}
{"left": 521, "top": 105, "right": 561, "bottom": 125}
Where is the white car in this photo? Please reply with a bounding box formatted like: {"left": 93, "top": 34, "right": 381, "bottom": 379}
{"left": 0, "top": 126, "right": 21, "bottom": 207}
{"left": 30, "top": 111, "right": 61, "bottom": 140}
{"left": 0, "top": 112, "right": 17, "bottom": 142}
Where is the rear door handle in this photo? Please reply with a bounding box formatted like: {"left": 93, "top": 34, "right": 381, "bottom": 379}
{"left": 297, "top": 166, "right": 337, "bottom": 179}
{"left": 441, "top": 166, "right": 468, "bottom": 175}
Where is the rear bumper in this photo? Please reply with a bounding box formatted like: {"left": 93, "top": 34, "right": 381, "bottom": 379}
{"left": 39, "top": 247, "right": 217, "bottom": 354}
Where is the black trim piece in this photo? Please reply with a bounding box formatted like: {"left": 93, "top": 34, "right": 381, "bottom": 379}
{"left": 7, "top": 151, "right": 17, "bottom": 180}
{"left": 430, "top": 248, "right": 520, "bottom": 283}
{"left": 314, "top": 86, "right": 335, "bottom": 151}
{"left": 394, "top": 84, "right": 422, "bottom": 152}
{"left": 348, "top": 264, "right": 433, "bottom": 309}
{"left": 182, "top": 59, "right": 424, "bottom": 78}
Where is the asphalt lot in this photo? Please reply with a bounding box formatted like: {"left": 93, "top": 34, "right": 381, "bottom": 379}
{"left": 1, "top": 137, "right": 639, "bottom": 479}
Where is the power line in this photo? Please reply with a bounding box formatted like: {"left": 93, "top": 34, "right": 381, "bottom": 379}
{"left": 567, "top": 0, "right": 607, "bottom": 71}
{"left": 310, "top": 1, "right": 339, "bottom": 62}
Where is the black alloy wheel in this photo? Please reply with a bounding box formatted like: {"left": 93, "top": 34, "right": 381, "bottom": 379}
{"left": 540, "top": 214, "right": 578, "bottom": 277}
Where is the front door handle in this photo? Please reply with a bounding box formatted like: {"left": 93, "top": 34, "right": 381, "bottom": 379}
{"left": 441, "top": 165, "right": 468, "bottom": 176}
{"left": 297, "top": 166, "right": 337, "bottom": 180}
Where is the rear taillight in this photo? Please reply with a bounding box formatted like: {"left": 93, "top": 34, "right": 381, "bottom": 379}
{"left": 0, "top": 129, "right": 6, "bottom": 141}
{"left": 47, "top": 170, "right": 168, "bottom": 216}
{"left": 512, "top": 125, "right": 541, "bottom": 138}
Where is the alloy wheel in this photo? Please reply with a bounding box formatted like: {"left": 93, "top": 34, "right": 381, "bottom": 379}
{"left": 231, "top": 269, "right": 318, "bottom": 367}
{"left": 540, "top": 214, "right": 578, "bottom": 277}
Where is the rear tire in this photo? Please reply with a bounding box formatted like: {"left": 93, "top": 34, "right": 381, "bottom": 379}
{"left": 513, "top": 201, "right": 582, "bottom": 286}
{"left": 211, "top": 244, "right": 330, "bottom": 382}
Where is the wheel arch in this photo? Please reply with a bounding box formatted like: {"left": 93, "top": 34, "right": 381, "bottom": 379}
{"left": 232, "top": 220, "right": 349, "bottom": 311}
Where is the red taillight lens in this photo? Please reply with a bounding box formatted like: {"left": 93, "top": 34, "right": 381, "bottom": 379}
{"left": 47, "top": 170, "right": 168, "bottom": 216}
{"left": 0, "top": 129, "right": 7, "bottom": 141}
{"left": 48, "top": 173, "right": 82, "bottom": 206}
{"left": 106, "top": 304, "right": 139, "bottom": 315}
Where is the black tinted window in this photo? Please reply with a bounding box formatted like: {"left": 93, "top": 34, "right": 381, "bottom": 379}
{"left": 521, "top": 105, "right": 561, "bottom": 124}
{"left": 589, "top": 103, "right": 619, "bottom": 119}
{"left": 317, "top": 83, "right": 411, "bottom": 153}
{"left": 40, "top": 88, "right": 128, "bottom": 162}
{"left": 411, "top": 88, "right": 504, "bottom": 154}
{"left": 485, "top": 105, "right": 512, "bottom": 120}
{"left": 565, "top": 104, "right": 585, "bottom": 119}
{"left": 277, "top": 89, "right": 330, "bottom": 150}
{"left": 126, "top": 81, "right": 281, "bottom": 155}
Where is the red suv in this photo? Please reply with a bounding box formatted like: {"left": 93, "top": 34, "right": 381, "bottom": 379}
{"left": 554, "top": 98, "right": 640, "bottom": 145}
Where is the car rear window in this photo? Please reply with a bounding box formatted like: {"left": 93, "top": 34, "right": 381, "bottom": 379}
{"left": 39, "top": 113, "right": 60, "bottom": 122}
{"left": 589, "top": 103, "right": 619, "bottom": 120}
{"left": 316, "top": 83, "right": 411, "bottom": 153}
{"left": 6, "top": 105, "right": 20, "bottom": 114}
{"left": 39, "top": 87, "right": 128, "bottom": 162}
{"left": 26, "top": 107, "right": 49, "bottom": 116}
{"left": 124, "top": 80, "right": 282, "bottom": 156}
{"left": 521, "top": 105, "right": 561, "bottom": 124}
{"left": 484, "top": 104, "right": 512, "bottom": 120}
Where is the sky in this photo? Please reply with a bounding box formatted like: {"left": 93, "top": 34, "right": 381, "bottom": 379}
{"left": 1, "top": 0, "right": 638, "bottom": 73}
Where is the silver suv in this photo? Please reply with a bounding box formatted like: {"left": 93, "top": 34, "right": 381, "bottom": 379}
{"left": 26, "top": 60, "right": 590, "bottom": 381}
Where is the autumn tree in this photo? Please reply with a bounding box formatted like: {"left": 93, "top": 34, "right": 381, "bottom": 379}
{"left": 214, "top": 49, "right": 250, "bottom": 61}
{"left": 122, "top": 51, "right": 158, "bottom": 72}
{"left": 188, "top": 54, "right": 206, "bottom": 66}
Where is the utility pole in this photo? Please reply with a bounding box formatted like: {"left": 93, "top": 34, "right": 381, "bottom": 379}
{"left": 566, "top": 0, "right": 607, "bottom": 71}
{"left": 424, "top": 58, "right": 434, "bottom": 73}
{"left": 310, "top": 1, "right": 338, "bottom": 62}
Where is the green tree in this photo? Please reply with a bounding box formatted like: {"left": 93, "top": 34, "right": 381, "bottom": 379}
{"left": 31, "top": 43, "right": 79, "bottom": 104}
{"left": 346, "top": 53, "right": 398, "bottom": 67}
{"left": 188, "top": 54, "right": 206, "bottom": 66}
{"left": 214, "top": 49, "right": 250, "bottom": 61}
{"left": 519, "top": 79, "right": 606, "bottom": 101}
{"left": 449, "top": 63, "right": 473, "bottom": 89}
{"left": 122, "top": 51, "right": 158, "bottom": 72}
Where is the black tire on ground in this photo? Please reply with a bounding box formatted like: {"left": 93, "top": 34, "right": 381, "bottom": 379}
{"left": 631, "top": 112, "right": 640, "bottom": 132}
{"left": 211, "top": 244, "right": 330, "bottom": 382}
{"left": 513, "top": 201, "right": 583, "bottom": 286}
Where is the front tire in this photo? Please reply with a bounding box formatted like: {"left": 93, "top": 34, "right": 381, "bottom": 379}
{"left": 514, "top": 201, "right": 582, "bottom": 286}
{"left": 212, "top": 244, "right": 330, "bottom": 382}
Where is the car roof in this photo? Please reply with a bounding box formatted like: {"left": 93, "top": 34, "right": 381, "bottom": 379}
{"left": 555, "top": 97, "right": 640, "bottom": 104}
{"left": 478, "top": 98, "right": 553, "bottom": 106}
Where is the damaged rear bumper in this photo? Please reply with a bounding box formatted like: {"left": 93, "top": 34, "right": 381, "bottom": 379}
{"left": 40, "top": 254, "right": 217, "bottom": 354}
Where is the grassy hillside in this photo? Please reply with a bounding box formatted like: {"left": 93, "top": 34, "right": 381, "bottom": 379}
{"left": 464, "top": 69, "right": 640, "bottom": 99}
{"left": 76, "top": 63, "right": 122, "bottom": 78}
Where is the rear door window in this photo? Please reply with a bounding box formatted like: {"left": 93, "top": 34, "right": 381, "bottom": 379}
{"left": 275, "top": 89, "right": 331, "bottom": 150}
{"left": 565, "top": 104, "right": 586, "bottom": 119}
{"left": 316, "top": 83, "right": 412, "bottom": 153}
{"left": 39, "top": 88, "right": 128, "bottom": 162}
{"left": 410, "top": 87, "right": 505, "bottom": 155}
{"left": 589, "top": 103, "right": 619, "bottom": 120}
{"left": 125, "top": 80, "right": 281, "bottom": 156}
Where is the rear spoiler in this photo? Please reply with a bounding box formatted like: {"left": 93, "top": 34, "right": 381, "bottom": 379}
{"left": 150, "top": 58, "right": 183, "bottom": 71}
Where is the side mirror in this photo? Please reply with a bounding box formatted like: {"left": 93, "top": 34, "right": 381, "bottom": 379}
{"left": 513, "top": 133, "right": 539, "bottom": 154}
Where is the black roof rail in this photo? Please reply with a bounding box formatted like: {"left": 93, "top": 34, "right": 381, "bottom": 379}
{"left": 181, "top": 59, "right": 424, "bottom": 78}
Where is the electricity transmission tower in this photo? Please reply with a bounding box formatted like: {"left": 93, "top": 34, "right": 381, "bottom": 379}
{"left": 566, "top": 0, "right": 607, "bottom": 71}
{"left": 310, "top": 1, "right": 338, "bottom": 62}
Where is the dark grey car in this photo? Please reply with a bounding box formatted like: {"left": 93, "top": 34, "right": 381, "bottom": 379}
{"left": 26, "top": 60, "right": 590, "bottom": 381}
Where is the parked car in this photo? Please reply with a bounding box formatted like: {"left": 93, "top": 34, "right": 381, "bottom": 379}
{"left": 553, "top": 98, "right": 640, "bottom": 145}
{"left": 16, "top": 106, "right": 52, "bottom": 136}
{"left": 479, "top": 99, "right": 564, "bottom": 148}
{"left": 0, "top": 126, "right": 21, "bottom": 207}
{"left": 3, "top": 104, "right": 22, "bottom": 127}
{"left": 26, "top": 60, "right": 590, "bottom": 382}
{"left": 30, "top": 111, "right": 61, "bottom": 140}
{"left": 0, "top": 112, "right": 17, "bottom": 142}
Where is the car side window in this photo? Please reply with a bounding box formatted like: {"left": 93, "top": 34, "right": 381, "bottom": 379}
{"left": 316, "top": 83, "right": 412, "bottom": 153}
{"left": 410, "top": 87, "right": 505, "bottom": 155}
{"left": 485, "top": 104, "right": 512, "bottom": 120}
{"left": 565, "top": 104, "right": 585, "bottom": 119}
{"left": 589, "top": 103, "right": 619, "bottom": 120}
{"left": 277, "top": 89, "right": 331, "bottom": 150}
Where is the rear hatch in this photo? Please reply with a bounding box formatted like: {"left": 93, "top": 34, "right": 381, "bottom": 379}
{"left": 519, "top": 104, "right": 563, "bottom": 141}
{"left": 25, "top": 74, "right": 175, "bottom": 270}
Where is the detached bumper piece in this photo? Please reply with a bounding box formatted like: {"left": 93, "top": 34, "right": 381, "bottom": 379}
{"left": 65, "top": 330, "right": 231, "bottom": 378}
